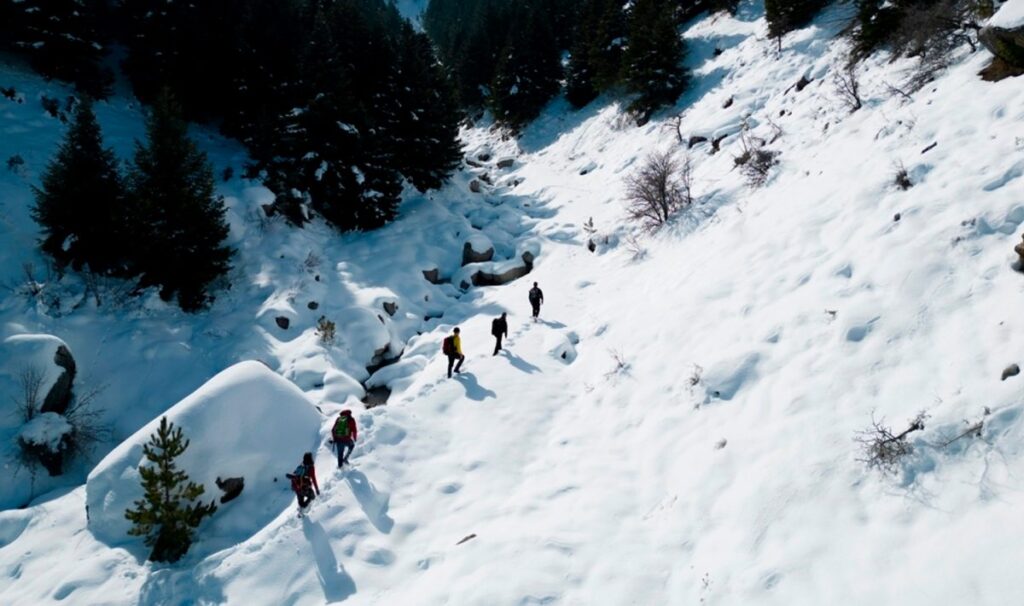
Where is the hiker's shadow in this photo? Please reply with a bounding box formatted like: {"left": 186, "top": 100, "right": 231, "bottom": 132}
{"left": 456, "top": 372, "right": 497, "bottom": 401}
{"left": 302, "top": 518, "right": 357, "bottom": 602}
{"left": 346, "top": 470, "right": 395, "bottom": 534}
{"left": 503, "top": 351, "right": 540, "bottom": 374}
{"left": 539, "top": 319, "right": 566, "bottom": 329}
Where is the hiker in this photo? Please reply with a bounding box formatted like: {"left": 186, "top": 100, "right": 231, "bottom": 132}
{"left": 442, "top": 327, "right": 465, "bottom": 378}
{"left": 332, "top": 409, "right": 358, "bottom": 468}
{"left": 528, "top": 282, "right": 544, "bottom": 321}
{"left": 286, "top": 452, "right": 320, "bottom": 513}
{"left": 491, "top": 312, "right": 508, "bottom": 355}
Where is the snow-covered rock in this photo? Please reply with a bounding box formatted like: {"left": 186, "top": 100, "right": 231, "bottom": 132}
{"left": 462, "top": 233, "right": 495, "bottom": 265}
{"left": 17, "top": 412, "right": 73, "bottom": 451}
{"left": 990, "top": 0, "right": 1024, "bottom": 29}
{"left": 85, "top": 361, "right": 321, "bottom": 551}
{"left": 982, "top": 0, "right": 1024, "bottom": 66}
{"left": 2, "top": 334, "right": 76, "bottom": 415}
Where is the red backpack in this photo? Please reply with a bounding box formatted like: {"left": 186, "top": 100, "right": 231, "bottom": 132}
{"left": 441, "top": 336, "right": 454, "bottom": 355}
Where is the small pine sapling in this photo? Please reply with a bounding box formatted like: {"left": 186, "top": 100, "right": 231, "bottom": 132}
{"left": 124, "top": 417, "right": 217, "bottom": 562}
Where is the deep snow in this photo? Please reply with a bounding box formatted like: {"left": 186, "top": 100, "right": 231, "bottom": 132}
{"left": 2, "top": 2, "right": 1024, "bottom": 605}
{"left": 990, "top": 0, "right": 1024, "bottom": 28}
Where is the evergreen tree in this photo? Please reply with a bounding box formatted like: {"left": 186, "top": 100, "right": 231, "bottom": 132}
{"left": 765, "top": 0, "right": 827, "bottom": 43}
{"left": 129, "top": 92, "right": 232, "bottom": 311}
{"left": 425, "top": 0, "right": 516, "bottom": 107}
{"left": 32, "top": 98, "right": 131, "bottom": 274}
{"left": 381, "top": 23, "right": 463, "bottom": 191}
{"left": 566, "top": 0, "right": 627, "bottom": 108}
{"left": 6, "top": 0, "right": 113, "bottom": 97}
{"left": 124, "top": 417, "right": 217, "bottom": 563}
{"left": 624, "top": 0, "right": 689, "bottom": 125}
{"left": 119, "top": 0, "right": 244, "bottom": 120}
{"left": 490, "top": 7, "right": 562, "bottom": 129}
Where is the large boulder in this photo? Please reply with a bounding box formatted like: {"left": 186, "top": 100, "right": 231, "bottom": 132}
{"left": 3, "top": 334, "right": 76, "bottom": 416}
{"left": 981, "top": 0, "right": 1024, "bottom": 67}
{"left": 462, "top": 233, "right": 495, "bottom": 266}
{"left": 17, "top": 412, "right": 73, "bottom": 476}
{"left": 86, "top": 361, "right": 322, "bottom": 552}
{"left": 472, "top": 251, "right": 536, "bottom": 287}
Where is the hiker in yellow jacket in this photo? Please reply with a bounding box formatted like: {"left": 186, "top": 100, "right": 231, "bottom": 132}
{"left": 442, "top": 327, "right": 465, "bottom": 378}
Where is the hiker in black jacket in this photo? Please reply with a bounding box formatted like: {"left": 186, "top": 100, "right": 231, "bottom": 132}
{"left": 528, "top": 282, "right": 544, "bottom": 321}
{"left": 491, "top": 312, "right": 508, "bottom": 355}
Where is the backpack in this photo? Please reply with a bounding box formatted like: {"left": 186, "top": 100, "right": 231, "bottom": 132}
{"left": 442, "top": 336, "right": 454, "bottom": 355}
{"left": 529, "top": 287, "right": 541, "bottom": 304}
{"left": 290, "top": 464, "right": 312, "bottom": 493}
{"left": 333, "top": 416, "right": 351, "bottom": 440}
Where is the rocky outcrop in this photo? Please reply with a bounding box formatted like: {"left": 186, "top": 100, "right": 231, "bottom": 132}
{"left": 462, "top": 236, "right": 495, "bottom": 266}
{"left": 981, "top": 24, "right": 1024, "bottom": 68}
{"left": 383, "top": 301, "right": 398, "bottom": 316}
{"left": 422, "top": 267, "right": 442, "bottom": 284}
{"left": 471, "top": 251, "right": 535, "bottom": 287}
{"left": 17, "top": 412, "right": 73, "bottom": 476}
{"left": 216, "top": 476, "right": 245, "bottom": 503}
{"left": 40, "top": 345, "right": 76, "bottom": 415}
{"left": 275, "top": 316, "right": 290, "bottom": 330}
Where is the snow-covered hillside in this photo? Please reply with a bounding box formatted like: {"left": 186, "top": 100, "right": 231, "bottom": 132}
{"left": 2, "top": 2, "right": 1024, "bottom": 604}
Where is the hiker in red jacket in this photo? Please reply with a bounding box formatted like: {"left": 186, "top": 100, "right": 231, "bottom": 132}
{"left": 332, "top": 410, "right": 358, "bottom": 468}
{"left": 286, "top": 452, "right": 320, "bottom": 513}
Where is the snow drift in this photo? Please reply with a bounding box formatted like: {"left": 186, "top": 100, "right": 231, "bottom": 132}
{"left": 86, "top": 361, "right": 322, "bottom": 553}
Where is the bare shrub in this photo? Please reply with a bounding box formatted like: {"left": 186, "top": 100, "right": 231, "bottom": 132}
{"left": 63, "top": 383, "right": 111, "bottom": 460}
{"left": 604, "top": 348, "right": 631, "bottom": 380}
{"left": 833, "top": 66, "right": 863, "bottom": 113}
{"left": 936, "top": 407, "right": 990, "bottom": 449}
{"left": 855, "top": 410, "right": 928, "bottom": 475}
{"left": 733, "top": 119, "right": 780, "bottom": 188}
{"left": 688, "top": 364, "right": 703, "bottom": 389}
{"left": 13, "top": 366, "right": 46, "bottom": 422}
{"left": 898, "top": 0, "right": 983, "bottom": 89}
{"left": 582, "top": 217, "right": 598, "bottom": 252}
{"left": 624, "top": 150, "right": 695, "bottom": 233}
{"left": 303, "top": 251, "right": 321, "bottom": 271}
{"left": 623, "top": 233, "right": 648, "bottom": 261}
{"left": 14, "top": 367, "right": 109, "bottom": 476}
{"left": 893, "top": 161, "right": 912, "bottom": 190}
{"left": 316, "top": 316, "right": 336, "bottom": 346}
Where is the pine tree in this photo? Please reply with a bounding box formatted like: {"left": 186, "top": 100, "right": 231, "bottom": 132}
{"left": 566, "top": 0, "right": 627, "bottom": 108}
{"left": 128, "top": 92, "right": 232, "bottom": 311}
{"left": 381, "top": 23, "right": 463, "bottom": 191}
{"left": 124, "top": 417, "right": 217, "bottom": 563}
{"left": 490, "top": 7, "right": 562, "bottom": 129}
{"left": 32, "top": 98, "right": 131, "bottom": 274}
{"left": 624, "top": 0, "right": 689, "bottom": 125}
{"left": 7, "top": 0, "right": 113, "bottom": 97}
{"left": 765, "top": 0, "right": 827, "bottom": 43}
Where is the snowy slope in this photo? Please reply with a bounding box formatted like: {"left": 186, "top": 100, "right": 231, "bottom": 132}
{"left": 3, "top": 2, "right": 1024, "bottom": 605}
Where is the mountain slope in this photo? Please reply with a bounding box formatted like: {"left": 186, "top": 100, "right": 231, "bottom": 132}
{"left": 2, "top": 2, "right": 1024, "bottom": 605}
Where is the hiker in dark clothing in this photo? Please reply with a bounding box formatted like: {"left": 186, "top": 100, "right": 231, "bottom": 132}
{"left": 286, "top": 452, "right": 320, "bottom": 511}
{"left": 332, "top": 410, "right": 358, "bottom": 468}
{"left": 528, "top": 282, "right": 544, "bottom": 320}
{"left": 491, "top": 312, "right": 508, "bottom": 355}
{"left": 442, "top": 327, "right": 464, "bottom": 378}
